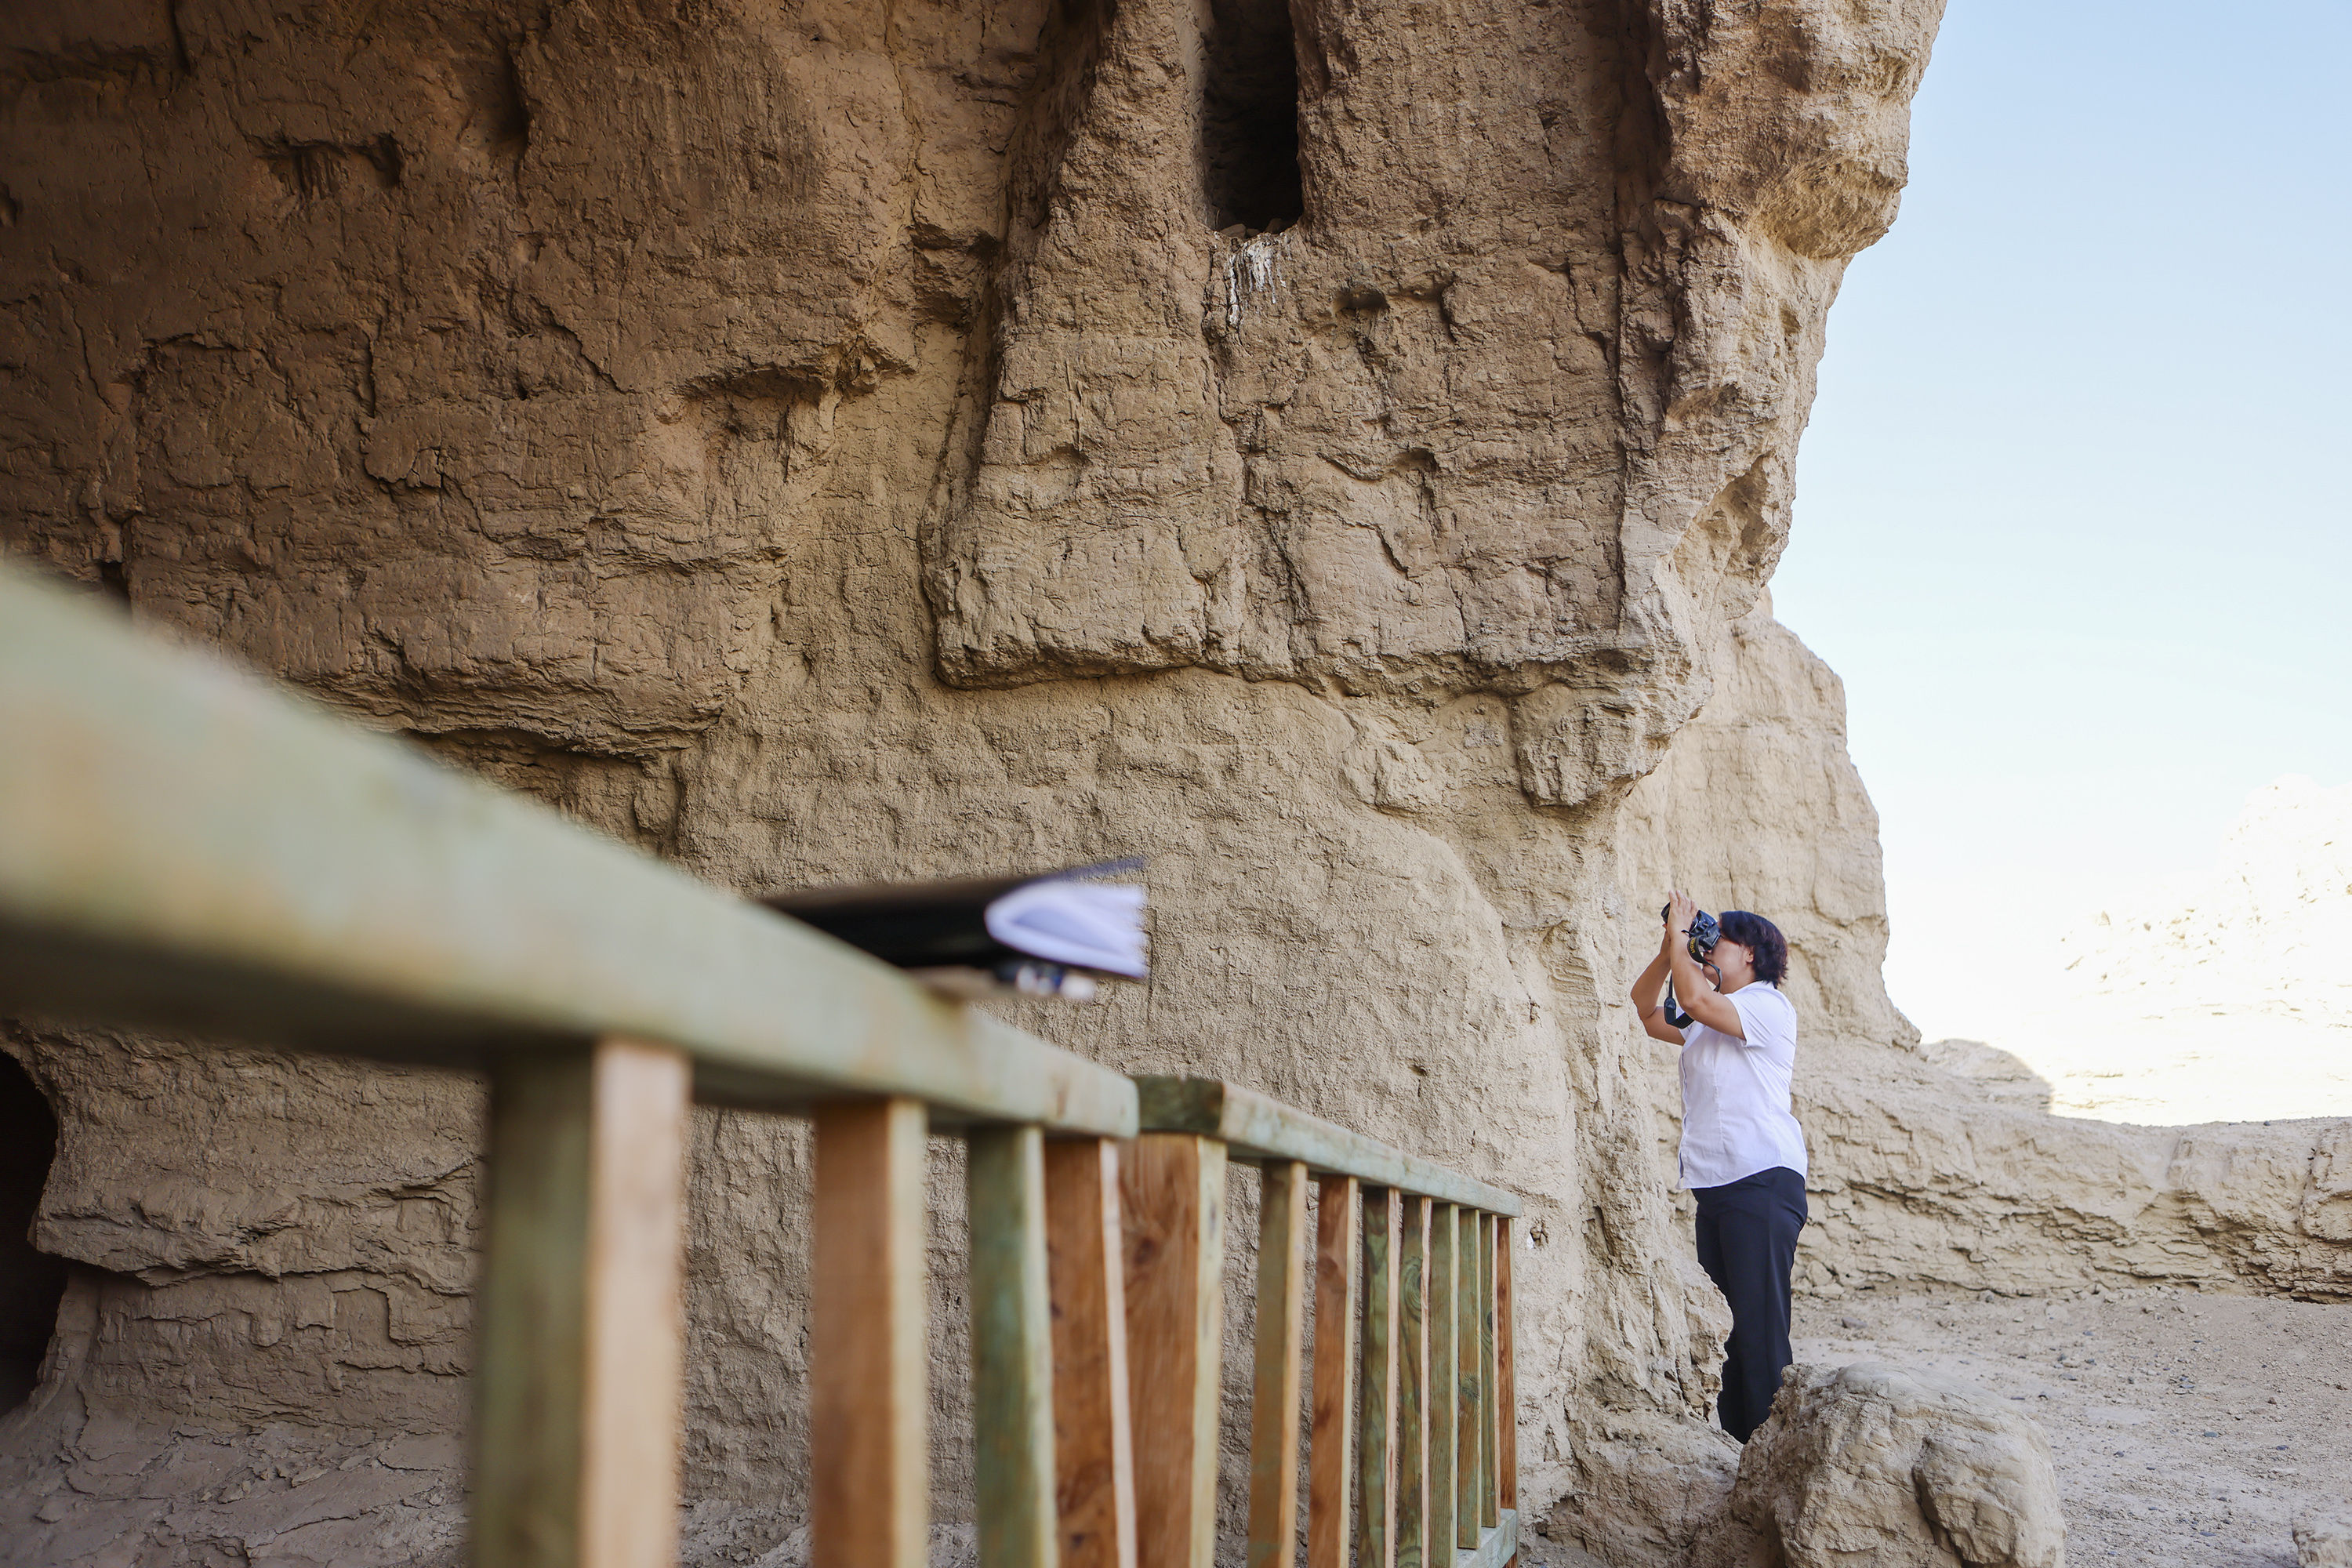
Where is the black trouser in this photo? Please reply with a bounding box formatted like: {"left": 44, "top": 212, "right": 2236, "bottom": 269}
{"left": 1692, "top": 1165, "right": 1808, "bottom": 1442}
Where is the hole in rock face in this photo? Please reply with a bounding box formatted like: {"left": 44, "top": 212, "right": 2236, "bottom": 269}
{"left": 1201, "top": 0, "right": 1305, "bottom": 233}
{"left": 0, "top": 1053, "right": 66, "bottom": 1412}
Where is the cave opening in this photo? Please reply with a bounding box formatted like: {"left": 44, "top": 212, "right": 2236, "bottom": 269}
{"left": 1201, "top": 0, "right": 1305, "bottom": 234}
{"left": 0, "top": 1052, "right": 66, "bottom": 1412}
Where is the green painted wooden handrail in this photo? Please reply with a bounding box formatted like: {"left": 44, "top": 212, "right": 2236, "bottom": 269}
{"left": 0, "top": 561, "right": 1135, "bottom": 1137}
{"left": 1135, "top": 1076, "right": 1522, "bottom": 1215}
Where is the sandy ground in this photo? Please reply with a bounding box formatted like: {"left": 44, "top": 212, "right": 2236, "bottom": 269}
{"left": 1792, "top": 1287, "right": 2352, "bottom": 1565}
{"left": 1522, "top": 1285, "right": 2350, "bottom": 1566}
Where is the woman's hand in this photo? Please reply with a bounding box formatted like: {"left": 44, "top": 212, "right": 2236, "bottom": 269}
{"left": 1664, "top": 889, "right": 1745, "bottom": 1038}
{"left": 1666, "top": 890, "right": 1700, "bottom": 945}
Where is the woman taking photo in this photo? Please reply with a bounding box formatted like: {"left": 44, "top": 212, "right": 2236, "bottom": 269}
{"left": 1631, "top": 891, "right": 1806, "bottom": 1443}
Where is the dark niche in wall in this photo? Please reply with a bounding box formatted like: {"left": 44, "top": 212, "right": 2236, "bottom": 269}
{"left": 0, "top": 1052, "right": 66, "bottom": 1412}
{"left": 1201, "top": 0, "right": 1305, "bottom": 234}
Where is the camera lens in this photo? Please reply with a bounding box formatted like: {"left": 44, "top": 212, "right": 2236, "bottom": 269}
{"left": 1688, "top": 910, "right": 1719, "bottom": 957}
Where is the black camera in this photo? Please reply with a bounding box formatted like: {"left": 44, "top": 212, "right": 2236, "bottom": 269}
{"left": 1660, "top": 905, "right": 1721, "bottom": 1031}
{"left": 1662, "top": 903, "right": 1720, "bottom": 962}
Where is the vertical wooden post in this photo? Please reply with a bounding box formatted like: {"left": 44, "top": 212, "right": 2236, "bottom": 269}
{"left": 1121, "top": 1134, "right": 1227, "bottom": 1568}
{"left": 1479, "top": 1214, "right": 1499, "bottom": 1531}
{"left": 1356, "top": 1189, "right": 1400, "bottom": 1568}
{"left": 811, "top": 1098, "right": 929, "bottom": 1568}
{"left": 1307, "top": 1176, "right": 1359, "bottom": 1568}
{"left": 1246, "top": 1160, "right": 1310, "bottom": 1568}
{"left": 1497, "top": 1218, "right": 1517, "bottom": 1540}
{"left": 474, "top": 1037, "right": 691, "bottom": 1568}
{"left": 1449, "top": 1213, "right": 1486, "bottom": 1552}
{"left": 1045, "top": 1138, "right": 1138, "bottom": 1568}
{"left": 969, "top": 1127, "right": 1058, "bottom": 1568}
{"left": 1456, "top": 1210, "right": 1485, "bottom": 1549}
{"left": 1458, "top": 1212, "right": 1488, "bottom": 1539}
{"left": 1496, "top": 1222, "right": 1515, "bottom": 1552}
{"left": 1425, "top": 1204, "right": 1456, "bottom": 1563}
{"left": 1395, "top": 1197, "right": 1428, "bottom": 1568}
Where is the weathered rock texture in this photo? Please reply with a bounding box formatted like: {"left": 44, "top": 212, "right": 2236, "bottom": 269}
{"left": 1689, "top": 1361, "right": 2064, "bottom": 1568}
{"left": 2299, "top": 1513, "right": 2352, "bottom": 1568}
{"left": 0, "top": 0, "right": 1951, "bottom": 1563}
{"left": 1615, "top": 603, "right": 2352, "bottom": 1316}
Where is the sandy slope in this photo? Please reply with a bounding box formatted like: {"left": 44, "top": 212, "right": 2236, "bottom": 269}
{"left": 1793, "top": 1289, "right": 2351, "bottom": 1566}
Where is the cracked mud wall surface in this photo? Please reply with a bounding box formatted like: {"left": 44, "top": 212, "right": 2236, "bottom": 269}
{"left": 0, "top": 0, "right": 1944, "bottom": 1562}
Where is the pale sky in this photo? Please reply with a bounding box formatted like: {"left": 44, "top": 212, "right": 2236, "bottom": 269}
{"left": 1769, "top": 0, "right": 2352, "bottom": 1064}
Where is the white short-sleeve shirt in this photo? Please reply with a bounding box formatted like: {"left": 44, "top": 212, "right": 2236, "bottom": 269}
{"left": 1675, "top": 982, "right": 1807, "bottom": 1190}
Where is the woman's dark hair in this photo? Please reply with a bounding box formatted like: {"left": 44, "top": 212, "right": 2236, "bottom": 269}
{"left": 1716, "top": 910, "right": 1788, "bottom": 985}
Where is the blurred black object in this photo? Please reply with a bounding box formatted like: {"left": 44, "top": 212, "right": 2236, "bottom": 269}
{"left": 758, "top": 860, "right": 1146, "bottom": 1000}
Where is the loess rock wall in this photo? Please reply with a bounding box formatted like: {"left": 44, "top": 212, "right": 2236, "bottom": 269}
{"left": 0, "top": 1, "right": 1946, "bottom": 1563}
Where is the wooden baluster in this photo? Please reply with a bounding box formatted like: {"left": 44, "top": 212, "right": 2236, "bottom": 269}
{"left": 1121, "top": 1134, "right": 1228, "bottom": 1568}
{"left": 1396, "top": 1197, "right": 1428, "bottom": 1568}
{"left": 1246, "top": 1160, "right": 1310, "bottom": 1568}
{"left": 1046, "top": 1138, "right": 1138, "bottom": 1568}
{"left": 1425, "top": 1203, "right": 1456, "bottom": 1563}
{"left": 1479, "top": 1214, "right": 1498, "bottom": 1531}
{"left": 1460, "top": 1207, "right": 1493, "bottom": 1554}
{"left": 1458, "top": 1213, "right": 1496, "bottom": 1542}
{"left": 1356, "top": 1188, "right": 1401, "bottom": 1568}
{"left": 811, "top": 1098, "right": 929, "bottom": 1568}
{"left": 474, "top": 1037, "right": 691, "bottom": 1568}
{"left": 1496, "top": 1217, "right": 1517, "bottom": 1552}
{"left": 1457, "top": 1210, "right": 1485, "bottom": 1551}
{"left": 969, "top": 1127, "right": 1058, "bottom": 1568}
{"left": 1308, "top": 1176, "right": 1360, "bottom": 1568}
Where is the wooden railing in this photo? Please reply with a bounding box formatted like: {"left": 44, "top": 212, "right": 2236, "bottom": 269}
{"left": 1127, "top": 1077, "right": 1521, "bottom": 1568}
{"left": 0, "top": 561, "right": 1519, "bottom": 1568}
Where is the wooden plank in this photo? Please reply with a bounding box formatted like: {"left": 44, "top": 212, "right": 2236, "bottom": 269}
{"left": 1132, "top": 1078, "right": 1519, "bottom": 1216}
{"left": 1395, "top": 1198, "right": 1428, "bottom": 1568}
{"left": 1045, "top": 1138, "right": 1138, "bottom": 1568}
{"left": 1425, "top": 1204, "right": 1456, "bottom": 1564}
{"left": 1454, "top": 1207, "right": 1475, "bottom": 1552}
{"left": 1245, "top": 1159, "right": 1310, "bottom": 1568}
{"left": 1457, "top": 1213, "right": 1487, "bottom": 1542}
{"left": 1479, "top": 1215, "right": 1499, "bottom": 1530}
{"left": 968, "top": 1126, "right": 1058, "bottom": 1568}
{"left": 811, "top": 1098, "right": 929, "bottom": 1568}
{"left": 0, "top": 564, "right": 1136, "bottom": 1137}
{"left": 1496, "top": 1220, "right": 1516, "bottom": 1517}
{"left": 1120, "top": 1133, "right": 1227, "bottom": 1568}
{"left": 1356, "top": 1188, "right": 1400, "bottom": 1568}
{"left": 474, "top": 1036, "right": 690, "bottom": 1568}
{"left": 470, "top": 1054, "right": 592, "bottom": 1568}
{"left": 581, "top": 1041, "right": 693, "bottom": 1568}
{"left": 1307, "top": 1176, "right": 1359, "bottom": 1568}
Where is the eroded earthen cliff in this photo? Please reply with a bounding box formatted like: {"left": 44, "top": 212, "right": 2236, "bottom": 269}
{"left": 0, "top": 1, "right": 1949, "bottom": 1562}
